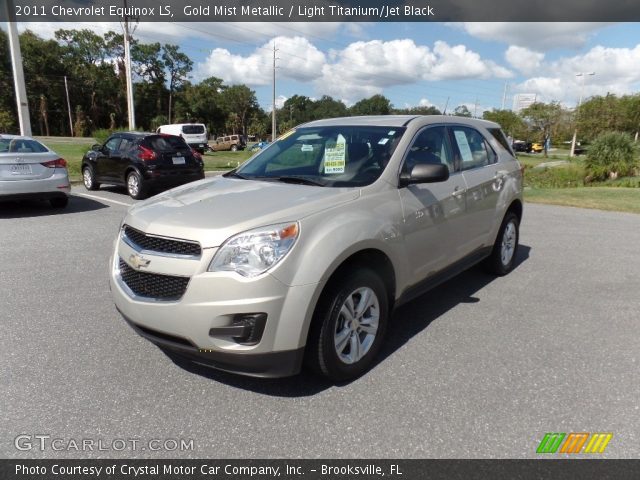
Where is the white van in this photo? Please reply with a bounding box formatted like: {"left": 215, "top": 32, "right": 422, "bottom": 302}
{"left": 156, "top": 124, "right": 209, "bottom": 153}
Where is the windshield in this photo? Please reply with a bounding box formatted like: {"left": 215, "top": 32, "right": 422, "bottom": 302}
{"left": 236, "top": 126, "right": 405, "bottom": 187}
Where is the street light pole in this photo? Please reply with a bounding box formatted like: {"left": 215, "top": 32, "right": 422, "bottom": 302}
{"left": 5, "top": 0, "right": 32, "bottom": 136}
{"left": 272, "top": 42, "right": 278, "bottom": 141}
{"left": 570, "top": 72, "right": 595, "bottom": 157}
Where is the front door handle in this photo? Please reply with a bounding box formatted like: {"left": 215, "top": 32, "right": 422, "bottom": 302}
{"left": 452, "top": 186, "right": 466, "bottom": 198}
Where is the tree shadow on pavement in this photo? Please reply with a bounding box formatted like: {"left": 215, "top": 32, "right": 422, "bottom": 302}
{"left": 163, "top": 245, "right": 531, "bottom": 397}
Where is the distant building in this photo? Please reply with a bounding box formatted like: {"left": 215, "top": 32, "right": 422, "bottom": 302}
{"left": 513, "top": 93, "right": 537, "bottom": 112}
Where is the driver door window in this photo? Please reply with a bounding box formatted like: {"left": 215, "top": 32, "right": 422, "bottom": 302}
{"left": 104, "top": 137, "right": 121, "bottom": 152}
{"left": 402, "top": 126, "right": 455, "bottom": 175}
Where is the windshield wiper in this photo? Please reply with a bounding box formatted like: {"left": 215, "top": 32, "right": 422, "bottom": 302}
{"left": 224, "top": 170, "right": 248, "bottom": 180}
{"left": 272, "top": 175, "right": 326, "bottom": 186}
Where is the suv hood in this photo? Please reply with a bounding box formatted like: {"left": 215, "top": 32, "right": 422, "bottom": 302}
{"left": 124, "top": 176, "right": 360, "bottom": 248}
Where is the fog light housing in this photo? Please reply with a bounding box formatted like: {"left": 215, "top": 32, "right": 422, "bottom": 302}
{"left": 209, "top": 313, "right": 267, "bottom": 345}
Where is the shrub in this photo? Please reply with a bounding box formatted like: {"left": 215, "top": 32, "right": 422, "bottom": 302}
{"left": 584, "top": 132, "right": 637, "bottom": 181}
{"left": 150, "top": 115, "right": 168, "bottom": 131}
{"left": 92, "top": 128, "right": 114, "bottom": 144}
{"left": 524, "top": 164, "right": 585, "bottom": 188}
{"left": 0, "top": 110, "right": 16, "bottom": 133}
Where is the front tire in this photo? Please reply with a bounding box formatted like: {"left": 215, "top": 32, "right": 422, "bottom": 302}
{"left": 126, "top": 170, "right": 148, "bottom": 200}
{"left": 484, "top": 211, "right": 519, "bottom": 275}
{"left": 306, "top": 268, "right": 389, "bottom": 382}
{"left": 230, "top": 145, "right": 238, "bottom": 152}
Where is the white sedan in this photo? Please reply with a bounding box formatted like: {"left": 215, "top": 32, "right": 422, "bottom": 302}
{"left": 0, "top": 135, "right": 71, "bottom": 208}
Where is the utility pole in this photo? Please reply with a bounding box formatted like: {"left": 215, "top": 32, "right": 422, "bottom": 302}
{"left": 64, "top": 76, "right": 74, "bottom": 136}
{"left": 271, "top": 42, "right": 278, "bottom": 141}
{"left": 5, "top": 0, "right": 32, "bottom": 136}
{"left": 121, "top": 0, "right": 137, "bottom": 131}
{"left": 474, "top": 97, "right": 478, "bottom": 118}
{"left": 501, "top": 82, "right": 509, "bottom": 110}
{"left": 570, "top": 72, "right": 595, "bottom": 157}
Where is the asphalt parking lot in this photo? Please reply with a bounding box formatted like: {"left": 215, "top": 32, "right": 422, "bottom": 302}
{"left": 1, "top": 188, "right": 639, "bottom": 459}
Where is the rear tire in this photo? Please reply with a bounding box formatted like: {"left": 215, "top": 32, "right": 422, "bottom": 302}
{"left": 50, "top": 197, "right": 69, "bottom": 209}
{"left": 230, "top": 145, "right": 238, "bottom": 152}
{"left": 126, "top": 170, "right": 148, "bottom": 200}
{"left": 484, "top": 211, "right": 519, "bottom": 275}
{"left": 306, "top": 268, "right": 388, "bottom": 382}
{"left": 82, "top": 165, "right": 100, "bottom": 191}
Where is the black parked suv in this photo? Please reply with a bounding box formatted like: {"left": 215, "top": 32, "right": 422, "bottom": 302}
{"left": 82, "top": 132, "right": 205, "bottom": 199}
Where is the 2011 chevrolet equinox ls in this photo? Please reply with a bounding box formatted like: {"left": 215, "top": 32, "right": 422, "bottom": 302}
{"left": 110, "top": 116, "right": 523, "bottom": 381}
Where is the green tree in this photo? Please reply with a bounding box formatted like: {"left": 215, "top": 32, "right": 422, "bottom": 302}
{"left": 55, "top": 29, "right": 124, "bottom": 132}
{"left": 0, "top": 30, "right": 17, "bottom": 129}
{"left": 132, "top": 42, "right": 166, "bottom": 125}
{"left": 162, "top": 44, "right": 192, "bottom": 123}
{"left": 19, "top": 31, "right": 68, "bottom": 135}
{"left": 279, "top": 95, "right": 313, "bottom": 127}
{"left": 453, "top": 105, "right": 472, "bottom": 117}
{"left": 350, "top": 94, "right": 392, "bottom": 116}
{"left": 393, "top": 105, "right": 441, "bottom": 115}
{"left": 483, "top": 109, "right": 527, "bottom": 138}
{"left": 221, "top": 84, "right": 259, "bottom": 138}
{"left": 174, "top": 77, "right": 227, "bottom": 137}
{"left": 310, "top": 95, "right": 348, "bottom": 119}
{"left": 0, "top": 110, "right": 15, "bottom": 133}
{"left": 520, "top": 101, "right": 564, "bottom": 141}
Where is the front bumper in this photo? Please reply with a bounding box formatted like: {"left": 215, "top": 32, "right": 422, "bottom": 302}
{"left": 110, "top": 239, "right": 318, "bottom": 377}
{"left": 119, "top": 309, "right": 304, "bottom": 377}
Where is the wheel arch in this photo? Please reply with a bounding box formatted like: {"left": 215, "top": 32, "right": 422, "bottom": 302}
{"left": 507, "top": 198, "right": 523, "bottom": 222}
{"left": 300, "top": 247, "right": 397, "bottom": 349}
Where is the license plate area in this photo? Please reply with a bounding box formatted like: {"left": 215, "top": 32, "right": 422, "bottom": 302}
{"left": 172, "top": 157, "right": 186, "bottom": 165}
{"left": 10, "top": 164, "right": 32, "bottom": 175}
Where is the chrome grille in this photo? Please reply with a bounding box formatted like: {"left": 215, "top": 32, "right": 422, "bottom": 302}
{"left": 123, "top": 225, "right": 201, "bottom": 257}
{"left": 118, "top": 258, "right": 189, "bottom": 300}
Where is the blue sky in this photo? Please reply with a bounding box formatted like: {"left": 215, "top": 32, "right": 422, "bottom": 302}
{"left": 15, "top": 22, "right": 640, "bottom": 114}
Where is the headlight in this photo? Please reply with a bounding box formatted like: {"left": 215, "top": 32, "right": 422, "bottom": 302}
{"left": 208, "top": 222, "right": 299, "bottom": 277}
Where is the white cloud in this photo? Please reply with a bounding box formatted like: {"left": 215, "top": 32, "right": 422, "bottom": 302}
{"left": 430, "top": 41, "right": 512, "bottom": 79}
{"left": 194, "top": 36, "right": 512, "bottom": 101}
{"left": 505, "top": 46, "right": 545, "bottom": 75}
{"left": 513, "top": 44, "right": 640, "bottom": 104}
{"left": 454, "top": 22, "right": 611, "bottom": 50}
{"left": 196, "top": 36, "right": 326, "bottom": 85}
{"left": 317, "top": 39, "right": 512, "bottom": 100}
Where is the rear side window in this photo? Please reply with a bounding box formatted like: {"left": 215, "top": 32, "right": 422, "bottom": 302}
{"left": 119, "top": 138, "right": 135, "bottom": 152}
{"left": 488, "top": 128, "right": 515, "bottom": 155}
{"left": 182, "top": 125, "right": 205, "bottom": 134}
{"left": 143, "top": 135, "right": 189, "bottom": 152}
{"left": 451, "top": 127, "right": 497, "bottom": 171}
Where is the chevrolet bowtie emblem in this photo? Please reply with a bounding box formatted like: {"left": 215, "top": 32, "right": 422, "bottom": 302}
{"left": 129, "top": 253, "right": 151, "bottom": 270}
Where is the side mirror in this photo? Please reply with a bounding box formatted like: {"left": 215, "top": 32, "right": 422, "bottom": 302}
{"left": 91, "top": 144, "right": 103, "bottom": 152}
{"left": 400, "top": 163, "right": 450, "bottom": 187}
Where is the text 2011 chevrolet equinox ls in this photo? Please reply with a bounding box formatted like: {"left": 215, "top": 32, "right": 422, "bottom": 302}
{"left": 110, "top": 116, "right": 523, "bottom": 381}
